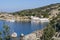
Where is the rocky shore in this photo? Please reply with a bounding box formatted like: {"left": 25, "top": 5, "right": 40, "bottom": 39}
{"left": 0, "top": 14, "right": 31, "bottom": 22}
{"left": 24, "top": 30, "right": 43, "bottom": 40}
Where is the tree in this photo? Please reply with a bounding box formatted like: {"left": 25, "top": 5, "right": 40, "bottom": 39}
{"left": 43, "top": 13, "right": 49, "bottom": 18}
{"left": 0, "top": 24, "right": 11, "bottom": 40}
{"left": 3, "top": 24, "right": 11, "bottom": 40}
{"left": 0, "top": 32, "right": 2, "bottom": 40}
{"left": 55, "top": 20, "right": 60, "bottom": 31}
{"left": 42, "top": 24, "right": 56, "bottom": 40}
{"left": 50, "top": 15, "right": 60, "bottom": 32}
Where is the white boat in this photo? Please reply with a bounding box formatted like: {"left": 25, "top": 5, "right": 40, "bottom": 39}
{"left": 20, "top": 33, "right": 24, "bottom": 37}
{"left": 11, "top": 32, "right": 17, "bottom": 37}
{"left": 6, "top": 19, "right": 15, "bottom": 22}
{"left": 9, "top": 20, "right": 15, "bottom": 22}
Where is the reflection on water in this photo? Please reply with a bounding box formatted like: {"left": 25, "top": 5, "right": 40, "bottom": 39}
{"left": 31, "top": 21, "right": 48, "bottom": 31}
{"left": 31, "top": 21, "right": 42, "bottom": 31}
{"left": 0, "top": 20, "right": 48, "bottom": 37}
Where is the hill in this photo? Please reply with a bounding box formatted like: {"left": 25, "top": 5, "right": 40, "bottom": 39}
{"left": 12, "top": 3, "right": 60, "bottom": 18}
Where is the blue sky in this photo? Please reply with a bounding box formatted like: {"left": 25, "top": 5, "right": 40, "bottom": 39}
{"left": 0, "top": 0, "right": 60, "bottom": 12}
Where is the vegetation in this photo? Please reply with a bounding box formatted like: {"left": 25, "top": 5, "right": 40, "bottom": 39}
{"left": 41, "top": 24, "right": 56, "bottom": 40}
{"left": 0, "top": 3, "right": 60, "bottom": 40}
{"left": 0, "top": 16, "right": 5, "bottom": 18}
{"left": 0, "top": 32, "right": 2, "bottom": 40}
{"left": 0, "top": 24, "right": 11, "bottom": 40}
{"left": 41, "top": 12, "right": 60, "bottom": 40}
{"left": 50, "top": 13, "right": 60, "bottom": 31}
{"left": 56, "top": 21, "right": 60, "bottom": 31}
{"left": 11, "top": 3, "right": 60, "bottom": 18}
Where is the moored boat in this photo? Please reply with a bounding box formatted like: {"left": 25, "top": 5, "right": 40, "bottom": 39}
{"left": 11, "top": 32, "right": 17, "bottom": 38}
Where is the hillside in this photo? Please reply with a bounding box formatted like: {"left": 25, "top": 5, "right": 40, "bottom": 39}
{"left": 12, "top": 3, "right": 60, "bottom": 18}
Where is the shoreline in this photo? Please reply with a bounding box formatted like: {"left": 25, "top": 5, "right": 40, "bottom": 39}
{"left": 24, "top": 29, "right": 43, "bottom": 40}
{"left": 0, "top": 14, "right": 31, "bottom": 22}
{"left": 0, "top": 17, "right": 31, "bottom": 22}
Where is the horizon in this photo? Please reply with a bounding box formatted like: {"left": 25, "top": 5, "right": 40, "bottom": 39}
{"left": 0, "top": 0, "right": 60, "bottom": 12}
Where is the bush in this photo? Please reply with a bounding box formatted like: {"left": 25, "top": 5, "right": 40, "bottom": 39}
{"left": 42, "top": 25, "right": 56, "bottom": 40}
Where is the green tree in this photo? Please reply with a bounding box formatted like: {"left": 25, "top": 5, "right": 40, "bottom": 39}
{"left": 0, "top": 32, "right": 2, "bottom": 40}
{"left": 42, "top": 24, "right": 56, "bottom": 40}
{"left": 55, "top": 20, "right": 60, "bottom": 31}
{"left": 43, "top": 13, "right": 49, "bottom": 18}
{"left": 50, "top": 15, "right": 60, "bottom": 32}
{"left": 3, "top": 24, "right": 10, "bottom": 40}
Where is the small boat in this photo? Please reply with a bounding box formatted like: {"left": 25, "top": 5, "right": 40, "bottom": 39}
{"left": 11, "top": 32, "right": 17, "bottom": 37}
{"left": 9, "top": 20, "right": 15, "bottom": 22}
{"left": 6, "top": 19, "right": 15, "bottom": 22}
{"left": 20, "top": 33, "right": 24, "bottom": 37}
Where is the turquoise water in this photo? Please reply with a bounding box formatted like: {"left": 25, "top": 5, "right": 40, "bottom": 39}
{"left": 0, "top": 20, "right": 48, "bottom": 37}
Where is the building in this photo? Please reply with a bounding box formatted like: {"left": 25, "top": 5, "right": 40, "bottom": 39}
{"left": 31, "top": 16, "right": 49, "bottom": 23}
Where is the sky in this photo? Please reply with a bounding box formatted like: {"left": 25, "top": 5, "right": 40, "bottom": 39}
{"left": 0, "top": 0, "right": 60, "bottom": 12}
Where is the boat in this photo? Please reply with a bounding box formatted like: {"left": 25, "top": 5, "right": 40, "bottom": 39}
{"left": 9, "top": 19, "right": 15, "bottom": 22}
{"left": 6, "top": 19, "right": 15, "bottom": 22}
{"left": 20, "top": 33, "right": 24, "bottom": 37}
{"left": 11, "top": 32, "right": 17, "bottom": 37}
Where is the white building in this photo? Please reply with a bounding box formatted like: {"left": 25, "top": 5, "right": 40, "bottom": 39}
{"left": 31, "top": 16, "right": 49, "bottom": 23}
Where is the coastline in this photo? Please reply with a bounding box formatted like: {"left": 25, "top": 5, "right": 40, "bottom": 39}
{"left": 0, "top": 14, "right": 31, "bottom": 22}
{"left": 24, "top": 29, "right": 43, "bottom": 40}
{"left": 0, "top": 16, "right": 31, "bottom": 22}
